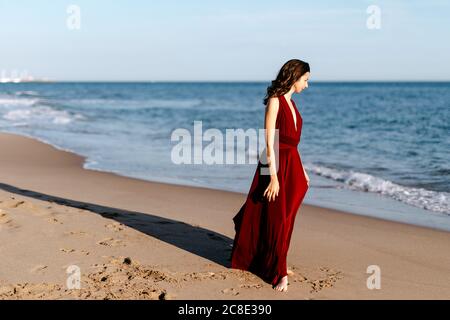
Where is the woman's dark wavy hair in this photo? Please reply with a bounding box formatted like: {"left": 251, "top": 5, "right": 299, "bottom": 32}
{"left": 263, "top": 59, "right": 310, "bottom": 105}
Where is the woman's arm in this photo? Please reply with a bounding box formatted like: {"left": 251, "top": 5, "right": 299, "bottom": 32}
{"left": 263, "top": 97, "right": 280, "bottom": 201}
{"left": 264, "top": 97, "right": 279, "bottom": 178}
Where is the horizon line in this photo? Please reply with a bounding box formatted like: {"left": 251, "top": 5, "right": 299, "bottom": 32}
{"left": 1, "top": 80, "right": 450, "bottom": 83}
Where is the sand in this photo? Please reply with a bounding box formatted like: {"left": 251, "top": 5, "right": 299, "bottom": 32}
{"left": 0, "top": 132, "right": 449, "bottom": 300}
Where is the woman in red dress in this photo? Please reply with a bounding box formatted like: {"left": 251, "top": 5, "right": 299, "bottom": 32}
{"left": 230, "top": 59, "right": 311, "bottom": 292}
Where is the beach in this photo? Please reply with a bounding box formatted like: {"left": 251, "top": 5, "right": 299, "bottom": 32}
{"left": 0, "top": 131, "right": 449, "bottom": 300}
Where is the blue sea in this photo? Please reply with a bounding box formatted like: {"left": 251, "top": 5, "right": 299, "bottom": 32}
{"left": 0, "top": 82, "right": 449, "bottom": 231}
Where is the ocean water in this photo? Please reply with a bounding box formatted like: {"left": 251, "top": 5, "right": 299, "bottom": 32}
{"left": 0, "top": 82, "right": 449, "bottom": 230}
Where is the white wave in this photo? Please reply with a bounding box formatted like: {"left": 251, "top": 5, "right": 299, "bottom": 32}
{"left": 11, "top": 122, "right": 29, "bottom": 127}
{"left": 0, "top": 98, "right": 39, "bottom": 107}
{"left": 306, "top": 163, "right": 450, "bottom": 215}
{"left": 2, "top": 105, "right": 85, "bottom": 125}
{"left": 14, "top": 91, "right": 40, "bottom": 97}
{"left": 67, "top": 98, "right": 202, "bottom": 109}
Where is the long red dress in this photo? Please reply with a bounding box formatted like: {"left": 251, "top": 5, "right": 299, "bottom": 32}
{"left": 230, "top": 94, "right": 309, "bottom": 287}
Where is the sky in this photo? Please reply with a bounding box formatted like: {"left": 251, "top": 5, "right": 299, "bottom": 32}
{"left": 0, "top": 0, "right": 449, "bottom": 81}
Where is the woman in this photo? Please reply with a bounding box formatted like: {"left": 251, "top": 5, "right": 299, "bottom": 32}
{"left": 230, "top": 59, "right": 310, "bottom": 292}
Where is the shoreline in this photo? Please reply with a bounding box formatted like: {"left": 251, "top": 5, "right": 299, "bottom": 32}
{"left": 0, "top": 131, "right": 449, "bottom": 299}
{"left": 1, "top": 129, "right": 448, "bottom": 233}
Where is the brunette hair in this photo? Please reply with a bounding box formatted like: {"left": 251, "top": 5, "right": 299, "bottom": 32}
{"left": 263, "top": 59, "right": 310, "bottom": 105}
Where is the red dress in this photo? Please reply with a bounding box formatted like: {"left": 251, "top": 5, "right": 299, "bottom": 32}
{"left": 230, "top": 95, "right": 309, "bottom": 286}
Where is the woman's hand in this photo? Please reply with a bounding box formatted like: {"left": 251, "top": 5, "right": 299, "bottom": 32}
{"left": 304, "top": 171, "right": 310, "bottom": 186}
{"left": 264, "top": 176, "right": 280, "bottom": 202}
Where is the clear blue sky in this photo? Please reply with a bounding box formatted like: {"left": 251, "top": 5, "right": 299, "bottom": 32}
{"left": 1, "top": 0, "right": 449, "bottom": 81}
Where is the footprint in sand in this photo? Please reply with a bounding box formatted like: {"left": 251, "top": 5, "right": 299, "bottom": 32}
{"left": 221, "top": 287, "right": 240, "bottom": 296}
{"left": 238, "top": 283, "right": 263, "bottom": 289}
{"left": 0, "top": 209, "right": 19, "bottom": 229}
{"left": 64, "top": 230, "right": 88, "bottom": 236}
{"left": 30, "top": 265, "right": 48, "bottom": 274}
{"left": 60, "top": 248, "right": 90, "bottom": 255}
{"left": 0, "top": 199, "right": 53, "bottom": 218}
{"left": 47, "top": 216, "right": 63, "bottom": 224}
{"left": 178, "top": 270, "right": 235, "bottom": 283}
{"left": 307, "top": 266, "right": 344, "bottom": 293}
{"left": 97, "top": 238, "right": 125, "bottom": 247}
{"left": 287, "top": 265, "right": 307, "bottom": 281}
{"left": 0, "top": 209, "right": 12, "bottom": 224}
{"left": 0, "top": 199, "right": 25, "bottom": 209}
{"left": 105, "top": 222, "right": 125, "bottom": 232}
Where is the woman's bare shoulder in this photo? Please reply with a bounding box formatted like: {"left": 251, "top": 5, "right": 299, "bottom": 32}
{"left": 265, "top": 96, "right": 279, "bottom": 114}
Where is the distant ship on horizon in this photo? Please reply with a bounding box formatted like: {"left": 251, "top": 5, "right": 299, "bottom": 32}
{"left": 0, "top": 70, "right": 52, "bottom": 83}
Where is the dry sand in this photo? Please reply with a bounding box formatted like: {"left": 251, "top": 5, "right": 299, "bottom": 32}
{"left": 0, "top": 132, "right": 449, "bottom": 300}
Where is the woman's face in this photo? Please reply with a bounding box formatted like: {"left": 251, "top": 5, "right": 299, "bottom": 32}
{"left": 293, "top": 72, "right": 310, "bottom": 93}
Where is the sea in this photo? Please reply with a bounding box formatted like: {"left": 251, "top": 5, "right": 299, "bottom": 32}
{"left": 0, "top": 82, "right": 449, "bottom": 231}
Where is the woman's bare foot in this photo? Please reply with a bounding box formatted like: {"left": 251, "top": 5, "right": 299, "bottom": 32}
{"left": 273, "top": 275, "right": 289, "bottom": 292}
